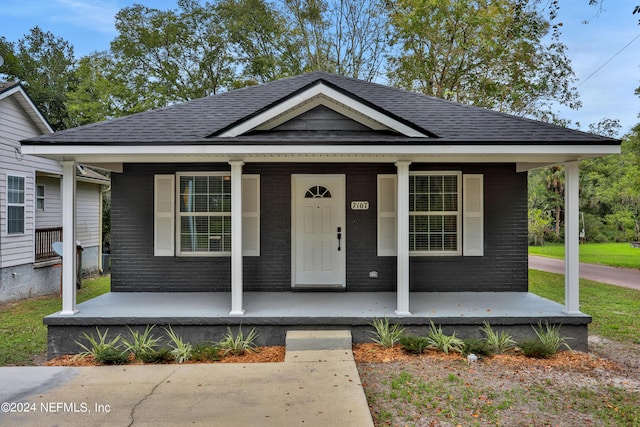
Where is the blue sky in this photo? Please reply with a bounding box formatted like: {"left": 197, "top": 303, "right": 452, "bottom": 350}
{"left": 1, "top": 0, "right": 639, "bottom": 137}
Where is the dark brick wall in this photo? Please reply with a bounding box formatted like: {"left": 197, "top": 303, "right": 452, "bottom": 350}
{"left": 111, "top": 162, "right": 527, "bottom": 293}
{"left": 409, "top": 164, "right": 528, "bottom": 292}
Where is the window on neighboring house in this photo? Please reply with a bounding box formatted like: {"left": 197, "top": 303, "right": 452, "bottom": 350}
{"left": 409, "top": 172, "right": 462, "bottom": 255}
{"left": 177, "top": 173, "right": 232, "bottom": 255}
{"left": 36, "top": 184, "right": 45, "bottom": 210}
{"left": 7, "top": 175, "right": 25, "bottom": 234}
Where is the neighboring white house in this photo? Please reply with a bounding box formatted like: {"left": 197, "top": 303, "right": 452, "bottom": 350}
{"left": 0, "top": 82, "right": 109, "bottom": 303}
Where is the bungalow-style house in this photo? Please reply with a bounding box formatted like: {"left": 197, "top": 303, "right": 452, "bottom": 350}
{"left": 21, "top": 72, "right": 620, "bottom": 357}
{"left": 0, "top": 82, "right": 109, "bottom": 303}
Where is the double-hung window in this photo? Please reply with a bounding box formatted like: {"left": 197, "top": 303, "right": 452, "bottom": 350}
{"left": 36, "top": 185, "right": 45, "bottom": 211}
{"left": 377, "top": 172, "right": 483, "bottom": 257}
{"left": 177, "top": 173, "right": 231, "bottom": 255}
{"left": 7, "top": 175, "right": 26, "bottom": 234}
{"left": 409, "top": 172, "right": 462, "bottom": 255}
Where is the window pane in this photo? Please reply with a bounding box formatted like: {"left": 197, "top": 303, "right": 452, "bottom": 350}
{"left": 180, "top": 178, "right": 193, "bottom": 212}
{"left": 429, "top": 215, "right": 443, "bottom": 232}
{"left": 443, "top": 193, "right": 457, "bottom": 211}
{"left": 444, "top": 216, "right": 457, "bottom": 232}
{"left": 8, "top": 176, "right": 25, "bottom": 204}
{"left": 409, "top": 174, "right": 459, "bottom": 253}
{"left": 429, "top": 176, "right": 442, "bottom": 193}
{"left": 443, "top": 175, "right": 457, "bottom": 192}
{"left": 8, "top": 206, "right": 25, "bottom": 234}
{"left": 444, "top": 234, "right": 457, "bottom": 251}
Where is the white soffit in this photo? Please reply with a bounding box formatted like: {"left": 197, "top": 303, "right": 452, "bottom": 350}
{"left": 218, "top": 82, "right": 429, "bottom": 138}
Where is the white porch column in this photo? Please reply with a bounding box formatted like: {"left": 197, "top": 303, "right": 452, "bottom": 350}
{"left": 395, "top": 161, "right": 412, "bottom": 316}
{"left": 60, "top": 161, "right": 78, "bottom": 315}
{"left": 229, "top": 161, "right": 245, "bottom": 315}
{"left": 564, "top": 162, "right": 580, "bottom": 314}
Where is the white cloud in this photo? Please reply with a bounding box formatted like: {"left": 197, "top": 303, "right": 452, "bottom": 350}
{"left": 54, "top": 0, "right": 121, "bottom": 34}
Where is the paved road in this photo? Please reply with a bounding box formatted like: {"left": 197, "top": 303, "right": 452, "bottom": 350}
{"left": 529, "top": 255, "right": 640, "bottom": 291}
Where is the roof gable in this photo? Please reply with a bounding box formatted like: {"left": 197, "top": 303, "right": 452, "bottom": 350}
{"left": 214, "top": 81, "right": 432, "bottom": 138}
{"left": 0, "top": 82, "right": 53, "bottom": 135}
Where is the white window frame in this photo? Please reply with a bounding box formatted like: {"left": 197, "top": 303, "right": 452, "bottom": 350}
{"left": 36, "top": 184, "right": 45, "bottom": 211}
{"left": 7, "top": 175, "right": 26, "bottom": 235}
{"left": 409, "top": 171, "right": 462, "bottom": 256}
{"left": 176, "top": 172, "right": 232, "bottom": 257}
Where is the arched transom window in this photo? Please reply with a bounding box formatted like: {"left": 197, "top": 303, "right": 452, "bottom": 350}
{"left": 305, "top": 185, "right": 332, "bottom": 198}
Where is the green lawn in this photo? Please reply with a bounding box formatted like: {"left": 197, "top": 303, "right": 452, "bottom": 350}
{"left": 529, "top": 269, "right": 640, "bottom": 344}
{"left": 0, "top": 276, "right": 110, "bottom": 366}
{"left": 529, "top": 242, "right": 640, "bottom": 269}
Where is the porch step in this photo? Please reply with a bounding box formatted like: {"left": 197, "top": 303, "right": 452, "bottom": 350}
{"left": 292, "top": 284, "right": 346, "bottom": 292}
{"left": 285, "top": 330, "right": 354, "bottom": 363}
{"left": 285, "top": 330, "right": 352, "bottom": 351}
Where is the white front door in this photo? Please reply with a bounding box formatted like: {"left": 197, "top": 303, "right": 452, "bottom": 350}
{"left": 292, "top": 175, "right": 346, "bottom": 288}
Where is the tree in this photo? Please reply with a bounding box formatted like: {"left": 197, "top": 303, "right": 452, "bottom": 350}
{"left": 327, "top": 0, "right": 389, "bottom": 81}
{"left": 109, "top": 0, "right": 235, "bottom": 111}
{"left": 0, "top": 27, "right": 77, "bottom": 130}
{"left": 216, "top": 0, "right": 305, "bottom": 84}
{"left": 386, "top": 0, "right": 581, "bottom": 120}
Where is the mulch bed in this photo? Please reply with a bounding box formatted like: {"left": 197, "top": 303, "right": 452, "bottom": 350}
{"left": 47, "top": 346, "right": 287, "bottom": 366}
{"left": 352, "top": 342, "right": 623, "bottom": 372}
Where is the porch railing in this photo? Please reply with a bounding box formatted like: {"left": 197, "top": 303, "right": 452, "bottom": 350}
{"left": 35, "top": 227, "right": 62, "bottom": 261}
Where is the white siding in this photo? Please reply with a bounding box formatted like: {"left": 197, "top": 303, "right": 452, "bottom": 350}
{"left": 35, "top": 176, "right": 61, "bottom": 228}
{"left": 76, "top": 182, "right": 100, "bottom": 249}
{"left": 0, "top": 92, "right": 58, "bottom": 268}
{"left": 0, "top": 96, "right": 60, "bottom": 174}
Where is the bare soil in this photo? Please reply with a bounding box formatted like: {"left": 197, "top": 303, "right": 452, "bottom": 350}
{"left": 356, "top": 336, "right": 640, "bottom": 426}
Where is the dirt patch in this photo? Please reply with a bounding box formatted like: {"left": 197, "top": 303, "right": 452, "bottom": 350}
{"left": 356, "top": 337, "right": 640, "bottom": 426}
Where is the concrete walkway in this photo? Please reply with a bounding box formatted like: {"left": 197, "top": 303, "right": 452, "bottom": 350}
{"left": 0, "top": 331, "right": 374, "bottom": 427}
{"left": 529, "top": 255, "right": 640, "bottom": 291}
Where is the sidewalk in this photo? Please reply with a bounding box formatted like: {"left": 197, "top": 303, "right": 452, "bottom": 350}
{"left": 529, "top": 255, "right": 640, "bottom": 291}
{"left": 0, "top": 332, "right": 374, "bottom": 427}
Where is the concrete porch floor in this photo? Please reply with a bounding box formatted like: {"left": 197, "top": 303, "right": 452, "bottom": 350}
{"left": 45, "top": 291, "right": 587, "bottom": 320}
{"left": 44, "top": 292, "right": 592, "bottom": 357}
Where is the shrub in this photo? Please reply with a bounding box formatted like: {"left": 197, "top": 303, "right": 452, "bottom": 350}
{"left": 138, "top": 348, "right": 173, "bottom": 364}
{"left": 399, "top": 335, "right": 430, "bottom": 354}
{"left": 480, "top": 321, "right": 516, "bottom": 354}
{"left": 426, "top": 321, "right": 464, "bottom": 354}
{"left": 369, "top": 317, "right": 404, "bottom": 348}
{"left": 519, "top": 339, "right": 555, "bottom": 359}
{"left": 164, "top": 326, "right": 192, "bottom": 363}
{"left": 532, "top": 322, "right": 572, "bottom": 354}
{"left": 75, "top": 327, "right": 128, "bottom": 365}
{"left": 462, "top": 338, "right": 493, "bottom": 357}
{"left": 519, "top": 322, "right": 573, "bottom": 358}
{"left": 192, "top": 343, "right": 223, "bottom": 362}
{"left": 218, "top": 327, "right": 258, "bottom": 356}
{"left": 122, "top": 325, "right": 160, "bottom": 360}
{"left": 94, "top": 347, "right": 129, "bottom": 365}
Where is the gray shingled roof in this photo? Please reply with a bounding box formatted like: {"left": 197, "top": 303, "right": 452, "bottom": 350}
{"left": 22, "top": 71, "right": 619, "bottom": 146}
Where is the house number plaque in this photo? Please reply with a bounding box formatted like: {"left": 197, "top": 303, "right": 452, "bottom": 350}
{"left": 351, "top": 201, "right": 369, "bottom": 210}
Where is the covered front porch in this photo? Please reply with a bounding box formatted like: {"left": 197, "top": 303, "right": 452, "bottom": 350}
{"left": 44, "top": 291, "right": 591, "bottom": 358}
